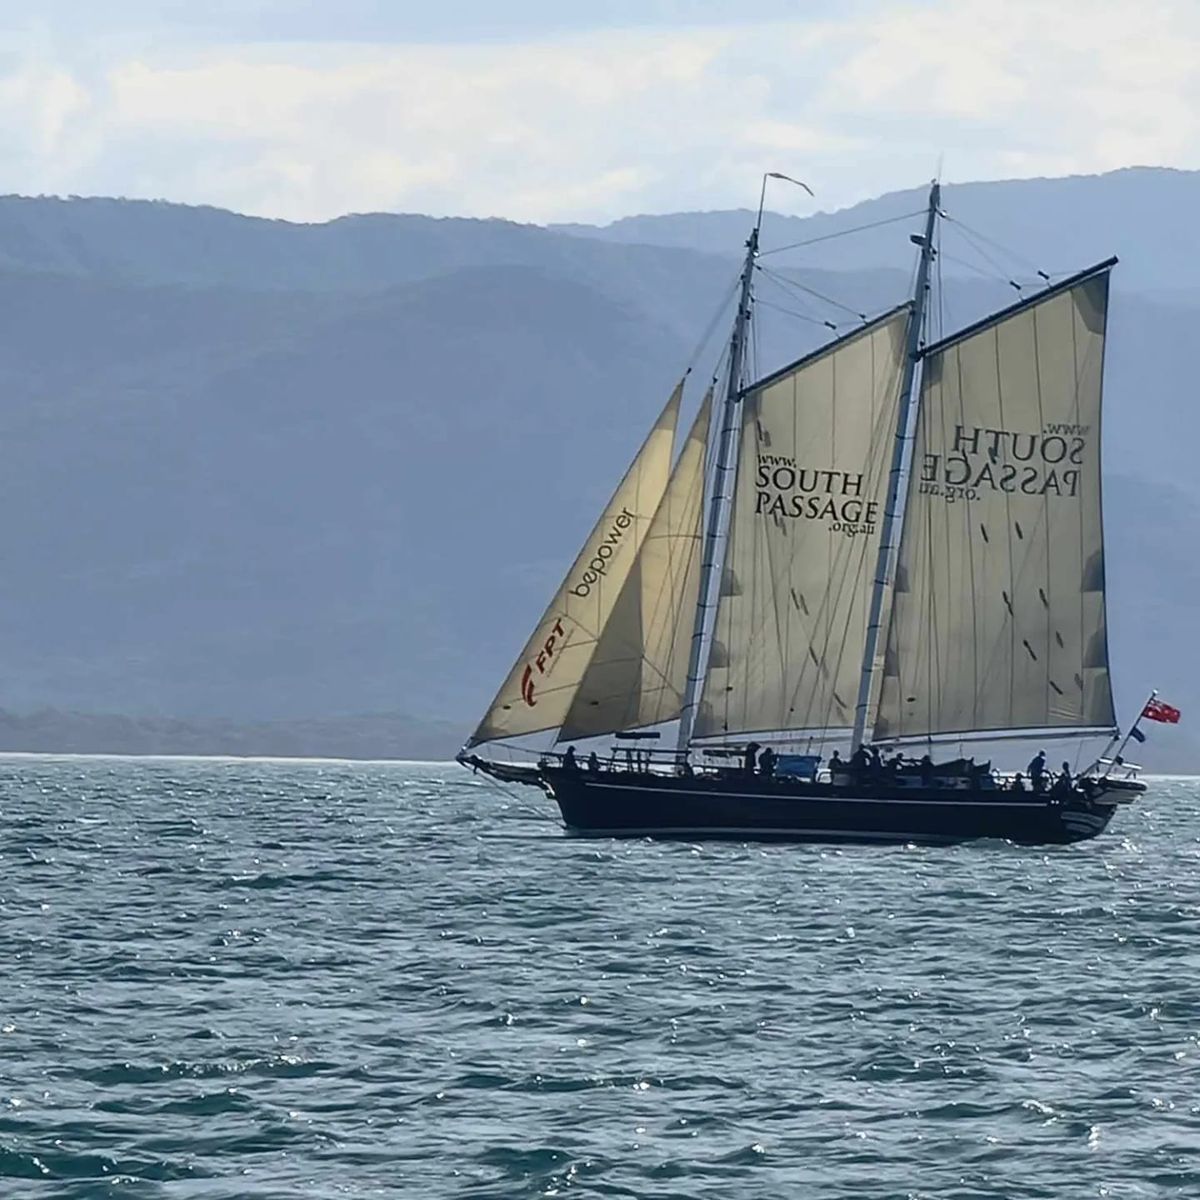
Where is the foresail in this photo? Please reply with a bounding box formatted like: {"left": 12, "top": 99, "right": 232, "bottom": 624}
{"left": 874, "top": 266, "right": 1116, "bottom": 742}
{"left": 696, "top": 307, "right": 911, "bottom": 739}
{"left": 559, "top": 391, "right": 712, "bottom": 740}
{"left": 466, "top": 384, "right": 681, "bottom": 748}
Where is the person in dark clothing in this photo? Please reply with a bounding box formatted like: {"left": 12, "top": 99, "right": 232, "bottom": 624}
{"left": 587, "top": 751, "right": 600, "bottom": 773}
{"left": 867, "top": 745, "right": 883, "bottom": 772}
{"left": 759, "top": 747, "right": 777, "bottom": 778}
{"left": 919, "top": 753, "right": 934, "bottom": 787}
{"left": 1011, "top": 772, "right": 1026, "bottom": 792}
{"left": 1027, "top": 750, "right": 1047, "bottom": 792}
{"left": 743, "top": 742, "right": 761, "bottom": 774}
{"left": 828, "top": 749, "right": 843, "bottom": 776}
{"left": 562, "top": 745, "right": 579, "bottom": 771}
{"left": 1051, "top": 761, "right": 1073, "bottom": 797}
{"left": 849, "top": 745, "right": 870, "bottom": 772}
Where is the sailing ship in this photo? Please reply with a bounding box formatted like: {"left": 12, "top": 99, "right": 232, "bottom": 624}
{"left": 458, "top": 180, "right": 1154, "bottom": 845}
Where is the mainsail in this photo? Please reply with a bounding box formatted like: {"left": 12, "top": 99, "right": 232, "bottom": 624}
{"left": 559, "top": 391, "right": 713, "bottom": 740}
{"left": 874, "top": 264, "right": 1117, "bottom": 742}
{"left": 696, "top": 307, "right": 912, "bottom": 739}
{"left": 466, "top": 384, "right": 681, "bottom": 748}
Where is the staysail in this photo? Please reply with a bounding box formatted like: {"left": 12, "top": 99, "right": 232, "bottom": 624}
{"left": 467, "top": 383, "right": 681, "bottom": 747}
{"left": 874, "top": 264, "right": 1117, "bottom": 742}
{"left": 695, "top": 307, "right": 912, "bottom": 739}
{"left": 559, "top": 390, "right": 712, "bottom": 740}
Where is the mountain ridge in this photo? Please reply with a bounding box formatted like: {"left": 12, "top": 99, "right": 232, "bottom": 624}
{"left": 551, "top": 165, "right": 1200, "bottom": 291}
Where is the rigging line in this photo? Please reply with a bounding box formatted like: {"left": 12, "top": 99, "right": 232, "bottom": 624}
{"left": 906, "top": 317, "right": 941, "bottom": 739}
{"left": 945, "top": 220, "right": 1056, "bottom": 295}
{"left": 804, "top": 381, "right": 889, "bottom": 736}
{"left": 945, "top": 221, "right": 1024, "bottom": 287}
{"left": 484, "top": 773, "right": 559, "bottom": 821}
{"left": 749, "top": 296, "right": 761, "bottom": 383}
{"left": 788, "top": 351, "right": 858, "bottom": 730}
{"left": 931, "top": 216, "right": 940, "bottom": 350}
{"left": 756, "top": 264, "right": 868, "bottom": 322}
{"left": 708, "top": 337, "right": 732, "bottom": 391}
{"left": 758, "top": 262, "right": 866, "bottom": 320}
{"left": 933, "top": 221, "right": 950, "bottom": 731}
{"left": 826, "top": 351, "right": 906, "bottom": 736}
{"left": 956, "top": 316, "right": 983, "bottom": 731}
{"left": 942, "top": 213, "right": 1053, "bottom": 281}
{"left": 684, "top": 270, "right": 744, "bottom": 376}
{"left": 754, "top": 268, "right": 838, "bottom": 329}
{"left": 756, "top": 296, "right": 836, "bottom": 330}
{"left": 758, "top": 209, "right": 926, "bottom": 258}
{"left": 938, "top": 248, "right": 1023, "bottom": 285}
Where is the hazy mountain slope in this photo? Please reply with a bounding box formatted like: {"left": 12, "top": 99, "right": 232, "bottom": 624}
{"left": 0, "top": 265, "right": 689, "bottom": 725}
{"left": 0, "top": 269, "right": 339, "bottom": 410}
{"left": 1104, "top": 476, "right": 1200, "bottom": 773}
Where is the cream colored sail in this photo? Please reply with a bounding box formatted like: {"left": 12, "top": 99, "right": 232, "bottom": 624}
{"left": 559, "top": 390, "right": 712, "bottom": 740}
{"left": 874, "top": 269, "right": 1116, "bottom": 742}
{"left": 696, "top": 307, "right": 911, "bottom": 739}
{"left": 467, "top": 384, "right": 681, "bottom": 748}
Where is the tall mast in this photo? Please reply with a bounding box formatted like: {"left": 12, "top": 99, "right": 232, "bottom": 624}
{"left": 677, "top": 223, "right": 758, "bottom": 753}
{"left": 851, "top": 180, "right": 940, "bottom": 752}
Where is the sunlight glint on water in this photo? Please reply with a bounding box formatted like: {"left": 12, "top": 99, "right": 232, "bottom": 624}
{"left": 1, "top": 757, "right": 1199, "bottom": 1197}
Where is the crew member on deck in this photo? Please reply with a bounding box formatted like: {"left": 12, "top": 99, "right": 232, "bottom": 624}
{"left": 849, "top": 745, "right": 870, "bottom": 772}
{"left": 919, "top": 753, "right": 934, "bottom": 786}
{"left": 759, "top": 747, "right": 777, "bottom": 778}
{"left": 1051, "top": 761, "right": 1073, "bottom": 797}
{"left": 562, "top": 745, "right": 579, "bottom": 771}
{"left": 828, "top": 750, "right": 843, "bottom": 776}
{"left": 743, "top": 741, "right": 761, "bottom": 774}
{"left": 1027, "top": 750, "right": 1047, "bottom": 792}
{"left": 587, "top": 751, "right": 600, "bottom": 773}
{"left": 1011, "top": 772, "right": 1026, "bottom": 792}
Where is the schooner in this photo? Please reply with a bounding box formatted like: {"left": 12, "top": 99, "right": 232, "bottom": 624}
{"left": 458, "top": 180, "right": 1152, "bottom": 844}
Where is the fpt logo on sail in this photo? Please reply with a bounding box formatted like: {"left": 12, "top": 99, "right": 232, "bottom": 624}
{"left": 521, "top": 618, "right": 566, "bottom": 707}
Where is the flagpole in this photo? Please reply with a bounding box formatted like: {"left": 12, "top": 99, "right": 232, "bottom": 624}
{"left": 1103, "top": 689, "right": 1157, "bottom": 777}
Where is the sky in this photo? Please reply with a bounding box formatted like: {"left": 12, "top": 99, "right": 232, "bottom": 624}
{"left": 1, "top": 0, "right": 1198, "bottom": 225}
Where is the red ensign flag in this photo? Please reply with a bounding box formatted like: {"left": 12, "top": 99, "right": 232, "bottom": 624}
{"left": 1143, "top": 699, "right": 1182, "bottom": 724}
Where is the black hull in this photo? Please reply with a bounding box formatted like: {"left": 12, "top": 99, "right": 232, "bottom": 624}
{"left": 540, "top": 769, "right": 1141, "bottom": 846}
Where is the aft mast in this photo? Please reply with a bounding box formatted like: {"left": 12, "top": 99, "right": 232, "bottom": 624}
{"left": 851, "top": 180, "right": 940, "bottom": 752}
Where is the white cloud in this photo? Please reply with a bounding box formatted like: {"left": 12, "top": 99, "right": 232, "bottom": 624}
{"left": 0, "top": 1, "right": 1198, "bottom": 222}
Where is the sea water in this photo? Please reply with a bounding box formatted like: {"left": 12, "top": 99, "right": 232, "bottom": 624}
{"left": 2, "top": 757, "right": 1199, "bottom": 1198}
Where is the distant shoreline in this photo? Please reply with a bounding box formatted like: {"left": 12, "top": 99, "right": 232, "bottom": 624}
{"left": 0, "top": 750, "right": 456, "bottom": 767}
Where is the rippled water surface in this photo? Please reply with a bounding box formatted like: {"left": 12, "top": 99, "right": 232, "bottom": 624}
{"left": 2, "top": 758, "right": 1200, "bottom": 1198}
